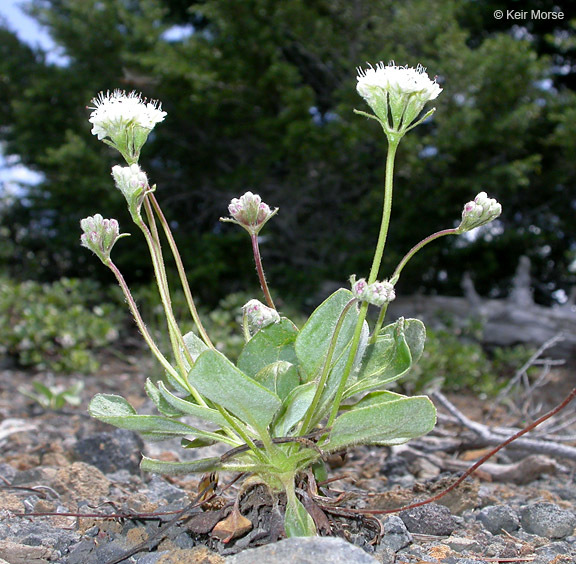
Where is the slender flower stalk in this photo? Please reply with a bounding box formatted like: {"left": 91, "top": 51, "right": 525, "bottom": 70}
{"left": 301, "top": 298, "right": 357, "bottom": 434}
{"left": 141, "top": 197, "right": 191, "bottom": 375}
{"left": 251, "top": 233, "right": 275, "bottom": 309}
{"left": 327, "top": 138, "right": 400, "bottom": 427}
{"left": 327, "top": 62, "right": 442, "bottom": 428}
{"left": 148, "top": 193, "right": 214, "bottom": 348}
{"left": 390, "top": 227, "right": 459, "bottom": 286}
{"left": 221, "top": 192, "right": 278, "bottom": 309}
{"left": 105, "top": 258, "right": 187, "bottom": 390}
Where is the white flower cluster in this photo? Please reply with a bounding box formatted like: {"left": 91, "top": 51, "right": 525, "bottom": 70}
{"left": 356, "top": 61, "right": 442, "bottom": 135}
{"left": 458, "top": 192, "right": 502, "bottom": 233}
{"left": 357, "top": 62, "right": 442, "bottom": 101}
{"left": 351, "top": 276, "right": 396, "bottom": 307}
{"left": 243, "top": 299, "right": 280, "bottom": 332}
{"left": 89, "top": 90, "right": 166, "bottom": 140}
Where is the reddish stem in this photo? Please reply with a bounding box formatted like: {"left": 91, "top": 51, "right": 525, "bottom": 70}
{"left": 251, "top": 233, "right": 275, "bottom": 309}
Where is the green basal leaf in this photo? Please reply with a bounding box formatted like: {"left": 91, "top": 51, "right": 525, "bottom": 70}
{"left": 157, "top": 381, "right": 230, "bottom": 427}
{"left": 237, "top": 317, "right": 299, "bottom": 378}
{"left": 141, "top": 455, "right": 224, "bottom": 475}
{"left": 295, "top": 289, "right": 368, "bottom": 421}
{"left": 339, "top": 390, "right": 405, "bottom": 411}
{"left": 182, "top": 330, "right": 209, "bottom": 372}
{"left": 189, "top": 349, "right": 282, "bottom": 433}
{"left": 145, "top": 378, "right": 185, "bottom": 417}
{"left": 327, "top": 394, "right": 436, "bottom": 452}
{"left": 272, "top": 381, "right": 316, "bottom": 437}
{"left": 32, "top": 381, "right": 53, "bottom": 399}
{"left": 344, "top": 318, "right": 425, "bottom": 399}
{"left": 88, "top": 393, "right": 237, "bottom": 444}
{"left": 403, "top": 318, "right": 426, "bottom": 363}
{"left": 141, "top": 455, "right": 263, "bottom": 475}
{"left": 284, "top": 495, "right": 317, "bottom": 537}
{"left": 181, "top": 437, "right": 217, "bottom": 449}
{"left": 253, "top": 361, "right": 300, "bottom": 401}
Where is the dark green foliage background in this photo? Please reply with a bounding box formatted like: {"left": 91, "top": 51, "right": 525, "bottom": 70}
{"left": 1, "top": 0, "right": 574, "bottom": 305}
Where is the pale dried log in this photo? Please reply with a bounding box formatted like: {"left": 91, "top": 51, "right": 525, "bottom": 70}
{"left": 431, "top": 391, "right": 576, "bottom": 461}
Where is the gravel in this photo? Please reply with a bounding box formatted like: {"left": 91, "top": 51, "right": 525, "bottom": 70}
{"left": 1, "top": 361, "right": 575, "bottom": 563}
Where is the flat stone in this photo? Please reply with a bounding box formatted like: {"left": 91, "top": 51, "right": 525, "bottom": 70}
{"left": 520, "top": 502, "right": 576, "bottom": 539}
{"left": 225, "top": 537, "right": 379, "bottom": 564}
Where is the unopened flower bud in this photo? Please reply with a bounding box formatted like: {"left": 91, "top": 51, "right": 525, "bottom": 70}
{"left": 221, "top": 191, "right": 278, "bottom": 235}
{"left": 458, "top": 192, "right": 502, "bottom": 233}
{"left": 111, "top": 164, "right": 149, "bottom": 217}
{"left": 351, "top": 275, "right": 395, "bottom": 307}
{"left": 242, "top": 299, "right": 280, "bottom": 333}
{"left": 80, "top": 213, "right": 128, "bottom": 262}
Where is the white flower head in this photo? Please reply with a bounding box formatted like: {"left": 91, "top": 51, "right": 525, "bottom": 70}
{"left": 458, "top": 192, "right": 502, "bottom": 233}
{"left": 242, "top": 299, "right": 280, "bottom": 333}
{"left": 356, "top": 61, "right": 442, "bottom": 135}
{"left": 80, "top": 213, "right": 128, "bottom": 262}
{"left": 221, "top": 191, "right": 278, "bottom": 235}
{"left": 88, "top": 90, "right": 166, "bottom": 163}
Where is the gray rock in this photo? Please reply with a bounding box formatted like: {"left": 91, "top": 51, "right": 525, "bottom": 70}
{"left": 225, "top": 537, "right": 379, "bottom": 564}
{"left": 146, "top": 475, "right": 187, "bottom": 505}
{"left": 534, "top": 540, "right": 576, "bottom": 558}
{"left": 477, "top": 505, "right": 520, "bottom": 534}
{"left": 378, "top": 515, "right": 412, "bottom": 552}
{"left": 400, "top": 503, "right": 457, "bottom": 536}
{"left": 135, "top": 553, "right": 167, "bottom": 564}
{"left": 72, "top": 429, "right": 143, "bottom": 474}
{"left": 445, "top": 535, "right": 482, "bottom": 553}
{"left": 520, "top": 502, "right": 576, "bottom": 539}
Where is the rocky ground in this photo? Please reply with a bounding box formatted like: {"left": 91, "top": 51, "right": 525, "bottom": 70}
{"left": 0, "top": 349, "right": 575, "bottom": 564}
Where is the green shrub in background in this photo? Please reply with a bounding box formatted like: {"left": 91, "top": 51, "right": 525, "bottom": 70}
{"left": 0, "top": 277, "right": 123, "bottom": 372}
{"left": 403, "top": 327, "right": 534, "bottom": 396}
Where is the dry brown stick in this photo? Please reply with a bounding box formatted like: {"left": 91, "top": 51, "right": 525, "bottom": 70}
{"left": 317, "top": 387, "right": 576, "bottom": 516}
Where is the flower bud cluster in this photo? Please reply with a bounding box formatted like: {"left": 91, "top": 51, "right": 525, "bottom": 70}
{"left": 80, "top": 214, "right": 127, "bottom": 262}
{"left": 242, "top": 299, "right": 280, "bottom": 333}
{"left": 351, "top": 276, "right": 396, "bottom": 307}
{"left": 221, "top": 191, "right": 278, "bottom": 235}
{"left": 458, "top": 192, "right": 502, "bottom": 233}
{"left": 88, "top": 90, "right": 166, "bottom": 163}
{"left": 112, "top": 164, "right": 149, "bottom": 218}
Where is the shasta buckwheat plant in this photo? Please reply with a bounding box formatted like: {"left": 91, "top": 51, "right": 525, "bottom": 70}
{"left": 84, "top": 67, "right": 501, "bottom": 536}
